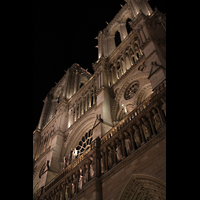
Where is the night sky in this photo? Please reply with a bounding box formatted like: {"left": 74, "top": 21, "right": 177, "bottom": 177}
{"left": 32, "top": 0, "right": 166, "bottom": 132}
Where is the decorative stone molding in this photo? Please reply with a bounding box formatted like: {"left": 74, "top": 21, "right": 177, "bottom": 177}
{"left": 118, "top": 174, "right": 166, "bottom": 200}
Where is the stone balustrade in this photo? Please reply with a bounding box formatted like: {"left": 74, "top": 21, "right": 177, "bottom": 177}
{"left": 33, "top": 87, "right": 166, "bottom": 200}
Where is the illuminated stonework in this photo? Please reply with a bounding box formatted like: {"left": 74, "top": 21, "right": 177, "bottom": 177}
{"left": 33, "top": 1, "right": 166, "bottom": 199}
{"left": 124, "top": 81, "right": 140, "bottom": 100}
{"left": 75, "top": 129, "right": 93, "bottom": 159}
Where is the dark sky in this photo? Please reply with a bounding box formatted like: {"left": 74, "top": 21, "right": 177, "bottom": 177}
{"left": 32, "top": 0, "right": 166, "bottom": 132}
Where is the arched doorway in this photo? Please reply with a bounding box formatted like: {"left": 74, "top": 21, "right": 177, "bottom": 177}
{"left": 118, "top": 174, "right": 166, "bottom": 200}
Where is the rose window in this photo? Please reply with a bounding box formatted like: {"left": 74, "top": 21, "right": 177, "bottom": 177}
{"left": 124, "top": 81, "right": 140, "bottom": 100}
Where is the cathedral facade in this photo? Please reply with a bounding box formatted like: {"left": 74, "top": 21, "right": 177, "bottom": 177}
{"left": 33, "top": 0, "right": 166, "bottom": 199}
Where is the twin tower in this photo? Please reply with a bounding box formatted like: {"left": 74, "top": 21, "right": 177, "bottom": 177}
{"left": 33, "top": 0, "right": 166, "bottom": 196}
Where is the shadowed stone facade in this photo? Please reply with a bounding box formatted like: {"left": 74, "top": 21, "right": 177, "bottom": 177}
{"left": 33, "top": 1, "right": 166, "bottom": 199}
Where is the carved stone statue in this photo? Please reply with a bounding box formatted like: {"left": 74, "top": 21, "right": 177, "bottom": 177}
{"left": 124, "top": 132, "right": 131, "bottom": 155}
{"left": 78, "top": 169, "right": 83, "bottom": 191}
{"left": 108, "top": 146, "right": 114, "bottom": 169}
{"left": 133, "top": 125, "right": 142, "bottom": 148}
{"left": 78, "top": 168, "right": 83, "bottom": 191}
{"left": 101, "top": 151, "right": 105, "bottom": 174}
{"left": 78, "top": 175, "right": 83, "bottom": 190}
{"left": 152, "top": 108, "right": 161, "bottom": 130}
{"left": 63, "top": 156, "right": 67, "bottom": 169}
{"left": 84, "top": 165, "right": 89, "bottom": 184}
{"left": 66, "top": 157, "right": 70, "bottom": 167}
{"left": 72, "top": 174, "right": 76, "bottom": 195}
{"left": 72, "top": 148, "right": 78, "bottom": 162}
{"left": 161, "top": 97, "right": 166, "bottom": 116}
{"left": 68, "top": 150, "right": 73, "bottom": 165}
{"left": 115, "top": 138, "right": 123, "bottom": 162}
{"left": 141, "top": 117, "right": 152, "bottom": 141}
{"left": 65, "top": 185, "right": 69, "bottom": 200}
{"left": 71, "top": 183, "right": 75, "bottom": 196}
{"left": 90, "top": 156, "right": 94, "bottom": 178}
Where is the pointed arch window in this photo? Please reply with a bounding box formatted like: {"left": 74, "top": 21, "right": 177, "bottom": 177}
{"left": 115, "top": 31, "right": 122, "bottom": 47}
{"left": 126, "top": 18, "right": 133, "bottom": 34}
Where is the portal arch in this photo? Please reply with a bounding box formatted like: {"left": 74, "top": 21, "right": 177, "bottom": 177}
{"left": 118, "top": 174, "right": 166, "bottom": 200}
{"left": 62, "top": 112, "right": 96, "bottom": 158}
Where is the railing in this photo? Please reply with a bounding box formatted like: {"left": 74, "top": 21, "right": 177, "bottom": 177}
{"left": 33, "top": 87, "right": 166, "bottom": 200}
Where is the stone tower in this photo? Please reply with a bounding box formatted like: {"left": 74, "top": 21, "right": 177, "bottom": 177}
{"left": 33, "top": 1, "right": 166, "bottom": 199}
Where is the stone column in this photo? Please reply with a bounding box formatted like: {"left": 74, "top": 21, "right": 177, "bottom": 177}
{"left": 98, "top": 73, "right": 101, "bottom": 89}
{"left": 111, "top": 68, "right": 114, "bottom": 85}
{"left": 119, "top": 60, "right": 123, "bottom": 77}
{"left": 74, "top": 104, "right": 77, "bottom": 122}
{"left": 85, "top": 93, "right": 88, "bottom": 112}
{"left": 128, "top": 51, "right": 134, "bottom": 66}
{"left": 81, "top": 97, "right": 84, "bottom": 115}
{"left": 78, "top": 103, "right": 80, "bottom": 119}
{"left": 74, "top": 70, "right": 78, "bottom": 95}
{"left": 114, "top": 64, "right": 118, "bottom": 80}
{"left": 122, "top": 59, "right": 126, "bottom": 75}
{"left": 88, "top": 89, "right": 92, "bottom": 108}
{"left": 120, "top": 22, "right": 128, "bottom": 40}
{"left": 101, "top": 71, "right": 104, "bottom": 86}
{"left": 93, "top": 87, "right": 96, "bottom": 105}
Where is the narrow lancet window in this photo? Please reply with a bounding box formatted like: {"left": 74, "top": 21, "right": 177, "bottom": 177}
{"left": 115, "top": 31, "right": 122, "bottom": 47}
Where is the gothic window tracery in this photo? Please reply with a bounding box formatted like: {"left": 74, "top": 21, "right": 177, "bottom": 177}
{"left": 74, "top": 129, "right": 93, "bottom": 159}
{"left": 124, "top": 81, "right": 140, "bottom": 100}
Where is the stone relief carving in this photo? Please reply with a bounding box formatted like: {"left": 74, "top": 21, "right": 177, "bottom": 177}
{"left": 101, "top": 151, "right": 105, "bottom": 174}
{"left": 115, "top": 138, "right": 123, "bottom": 162}
{"left": 124, "top": 132, "right": 131, "bottom": 156}
{"left": 84, "top": 164, "right": 89, "bottom": 184}
{"left": 118, "top": 174, "right": 166, "bottom": 200}
{"left": 138, "top": 61, "right": 147, "bottom": 72}
{"left": 133, "top": 125, "right": 142, "bottom": 148}
{"left": 152, "top": 108, "right": 161, "bottom": 130}
{"left": 78, "top": 168, "right": 83, "bottom": 191}
{"left": 141, "top": 117, "right": 152, "bottom": 141}
{"left": 90, "top": 156, "right": 95, "bottom": 178}
{"left": 108, "top": 146, "right": 114, "bottom": 169}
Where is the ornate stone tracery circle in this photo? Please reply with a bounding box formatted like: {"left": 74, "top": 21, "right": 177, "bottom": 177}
{"left": 124, "top": 81, "right": 140, "bottom": 100}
